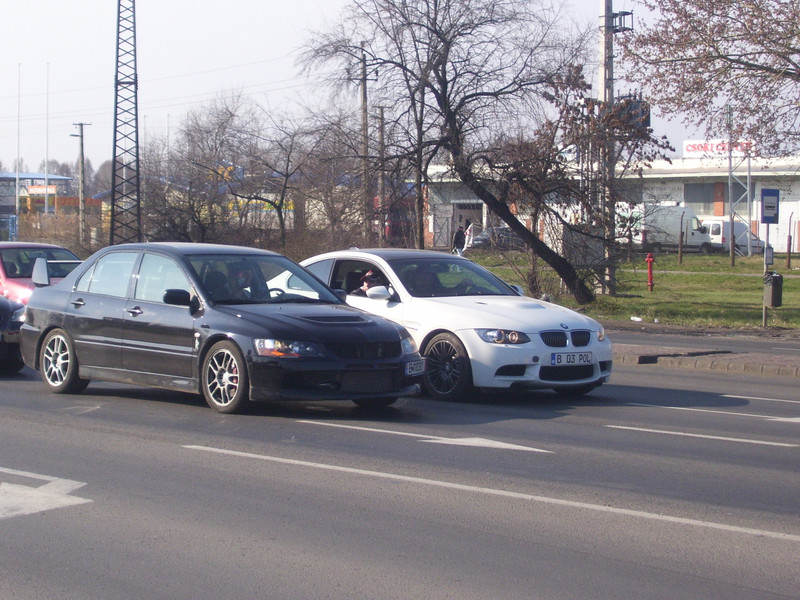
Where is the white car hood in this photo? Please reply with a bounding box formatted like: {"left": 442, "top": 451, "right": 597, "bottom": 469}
{"left": 407, "top": 295, "right": 601, "bottom": 332}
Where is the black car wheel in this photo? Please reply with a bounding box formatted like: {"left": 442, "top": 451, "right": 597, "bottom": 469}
{"left": 40, "top": 329, "right": 89, "bottom": 393}
{"left": 202, "top": 340, "right": 250, "bottom": 413}
{"left": 423, "top": 332, "right": 473, "bottom": 401}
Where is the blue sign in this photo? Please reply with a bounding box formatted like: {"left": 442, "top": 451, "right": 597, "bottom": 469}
{"left": 761, "top": 188, "right": 779, "bottom": 224}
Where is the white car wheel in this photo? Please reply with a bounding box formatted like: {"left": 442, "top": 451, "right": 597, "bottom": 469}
{"left": 423, "top": 332, "right": 473, "bottom": 401}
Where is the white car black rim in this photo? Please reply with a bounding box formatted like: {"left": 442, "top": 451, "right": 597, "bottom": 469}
{"left": 424, "top": 333, "right": 471, "bottom": 400}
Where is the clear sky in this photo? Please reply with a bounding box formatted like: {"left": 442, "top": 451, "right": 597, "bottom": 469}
{"left": 2, "top": 0, "right": 674, "bottom": 173}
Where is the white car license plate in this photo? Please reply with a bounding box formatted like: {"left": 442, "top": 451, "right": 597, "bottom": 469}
{"left": 406, "top": 359, "right": 426, "bottom": 376}
{"left": 550, "top": 352, "right": 593, "bottom": 366}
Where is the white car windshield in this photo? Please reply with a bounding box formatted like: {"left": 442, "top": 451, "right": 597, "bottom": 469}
{"left": 388, "top": 258, "right": 515, "bottom": 298}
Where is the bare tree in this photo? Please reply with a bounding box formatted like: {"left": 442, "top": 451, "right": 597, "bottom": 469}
{"left": 303, "top": 0, "right": 467, "bottom": 249}
{"left": 300, "top": 109, "right": 371, "bottom": 248}
{"left": 151, "top": 96, "right": 255, "bottom": 244}
{"left": 306, "top": 0, "right": 626, "bottom": 303}
{"left": 221, "top": 111, "right": 324, "bottom": 251}
{"left": 619, "top": 0, "right": 800, "bottom": 156}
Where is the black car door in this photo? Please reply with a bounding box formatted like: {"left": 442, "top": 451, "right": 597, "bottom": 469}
{"left": 64, "top": 251, "right": 139, "bottom": 372}
{"left": 121, "top": 252, "right": 197, "bottom": 380}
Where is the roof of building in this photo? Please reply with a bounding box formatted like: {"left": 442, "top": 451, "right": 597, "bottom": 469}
{"left": 0, "top": 172, "right": 72, "bottom": 181}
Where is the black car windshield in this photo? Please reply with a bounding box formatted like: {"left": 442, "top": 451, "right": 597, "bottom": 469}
{"left": 190, "top": 253, "right": 341, "bottom": 305}
{"left": 1, "top": 247, "right": 80, "bottom": 279}
{"left": 388, "top": 257, "right": 515, "bottom": 298}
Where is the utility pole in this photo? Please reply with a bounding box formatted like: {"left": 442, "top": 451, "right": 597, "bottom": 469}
{"left": 71, "top": 123, "right": 91, "bottom": 246}
{"left": 360, "top": 44, "right": 371, "bottom": 244}
{"left": 378, "top": 106, "right": 386, "bottom": 246}
{"left": 601, "top": 0, "right": 616, "bottom": 295}
{"left": 600, "top": 0, "right": 632, "bottom": 295}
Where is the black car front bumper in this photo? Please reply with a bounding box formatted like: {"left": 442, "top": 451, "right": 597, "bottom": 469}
{"left": 247, "top": 355, "right": 425, "bottom": 402}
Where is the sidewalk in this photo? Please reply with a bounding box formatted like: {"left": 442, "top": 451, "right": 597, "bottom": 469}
{"left": 605, "top": 318, "right": 800, "bottom": 378}
{"left": 613, "top": 343, "right": 800, "bottom": 378}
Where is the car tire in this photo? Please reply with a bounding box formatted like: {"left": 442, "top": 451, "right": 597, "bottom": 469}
{"left": 40, "top": 329, "right": 90, "bottom": 393}
{"left": 422, "top": 332, "right": 473, "bottom": 401}
{"left": 352, "top": 397, "right": 398, "bottom": 409}
{"left": 202, "top": 340, "right": 250, "bottom": 413}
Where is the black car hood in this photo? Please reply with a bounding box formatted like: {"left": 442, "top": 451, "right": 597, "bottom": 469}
{"left": 213, "top": 302, "right": 405, "bottom": 343}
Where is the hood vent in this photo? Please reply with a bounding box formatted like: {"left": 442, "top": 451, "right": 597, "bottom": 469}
{"left": 301, "top": 315, "right": 367, "bottom": 324}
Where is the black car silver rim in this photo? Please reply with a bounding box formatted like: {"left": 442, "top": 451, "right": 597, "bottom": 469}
{"left": 205, "top": 348, "right": 240, "bottom": 407}
{"left": 426, "top": 339, "right": 463, "bottom": 395}
{"left": 43, "top": 333, "right": 71, "bottom": 386}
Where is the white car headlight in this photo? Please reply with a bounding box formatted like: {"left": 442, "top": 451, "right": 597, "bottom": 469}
{"left": 400, "top": 334, "right": 418, "bottom": 355}
{"left": 597, "top": 327, "right": 606, "bottom": 342}
{"left": 254, "top": 339, "right": 326, "bottom": 358}
{"left": 476, "top": 329, "right": 531, "bottom": 344}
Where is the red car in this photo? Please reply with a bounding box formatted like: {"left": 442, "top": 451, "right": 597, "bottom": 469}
{"left": 0, "top": 242, "right": 81, "bottom": 304}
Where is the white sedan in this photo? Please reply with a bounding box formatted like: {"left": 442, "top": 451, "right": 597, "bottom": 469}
{"left": 302, "top": 249, "right": 612, "bottom": 401}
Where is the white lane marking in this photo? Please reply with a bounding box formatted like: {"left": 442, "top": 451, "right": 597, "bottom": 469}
{"left": 421, "top": 437, "right": 544, "bottom": 450}
{"left": 0, "top": 466, "right": 92, "bottom": 520}
{"left": 297, "top": 420, "right": 551, "bottom": 453}
{"left": 183, "top": 445, "right": 800, "bottom": 543}
{"left": 629, "top": 402, "right": 800, "bottom": 423}
{"left": 605, "top": 425, "right": 798, "bottom": 448}
{"left": 724, "top": 394, "right": 800, "bottom": 406}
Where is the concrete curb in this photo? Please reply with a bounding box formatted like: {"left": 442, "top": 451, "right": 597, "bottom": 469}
{"left": 612, "top": 344, "right": 800, "bottom": 378}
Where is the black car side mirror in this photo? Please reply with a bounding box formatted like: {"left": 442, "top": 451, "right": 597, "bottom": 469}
{"left": 163, "top": 289, "right": 192, "bottom": 306}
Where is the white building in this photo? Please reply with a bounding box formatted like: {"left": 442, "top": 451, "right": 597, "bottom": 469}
{"left": 639, "top": 141, "right": 800, "bottom": 253}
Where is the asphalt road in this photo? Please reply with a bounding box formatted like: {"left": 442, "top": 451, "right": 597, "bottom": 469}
{"left": 1, "top": 356, "right": 798, "bottom": 600}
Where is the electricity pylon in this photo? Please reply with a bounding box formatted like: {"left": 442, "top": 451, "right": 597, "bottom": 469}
{"left": 110, "top": 0, "right": 142, "bottom": 244}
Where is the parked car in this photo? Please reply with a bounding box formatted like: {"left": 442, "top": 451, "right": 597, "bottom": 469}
{"left": 21, "top": 243, "right": 425, "bottom": 413}
{"left": 699, "top": 216, "right": 766, "bottom": 255}
{"left": 301, "top": 249, "right": 612, "bottom": 401}
{"left": 0, "top": 296, "right": 25, "bottom": 374}
{"left": 469, "top": 226, "right": 525, "bottom": 250}
{"left": 0, "top": 241, "right": 81, "bottom": 304}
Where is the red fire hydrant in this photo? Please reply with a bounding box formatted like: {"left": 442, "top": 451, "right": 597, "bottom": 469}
{"left": 645, "top": 252, "right": 654, "bottom": 292}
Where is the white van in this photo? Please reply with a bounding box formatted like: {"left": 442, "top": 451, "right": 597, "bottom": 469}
{"left": 699, "top": 217, "right": 765, "bottom": 255}
{"left": 628, "top": 204, "right": 713, "bottom": 253}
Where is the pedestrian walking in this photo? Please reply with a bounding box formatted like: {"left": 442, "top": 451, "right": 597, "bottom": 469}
{"left": 452, "top": 225, "right": 466, "bottom": 256}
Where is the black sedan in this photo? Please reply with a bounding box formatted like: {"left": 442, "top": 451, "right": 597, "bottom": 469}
{"left": 20, "top": 243, "right": 425, "bottom": 413}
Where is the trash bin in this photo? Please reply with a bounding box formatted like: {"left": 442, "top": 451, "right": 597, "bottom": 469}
{"left": 764, "top": 271, "right": 783, "bottom": 307}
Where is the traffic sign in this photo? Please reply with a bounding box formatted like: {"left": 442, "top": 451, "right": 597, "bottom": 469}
{"left": 761, "top": 188, "right": 779, "bottom": 224}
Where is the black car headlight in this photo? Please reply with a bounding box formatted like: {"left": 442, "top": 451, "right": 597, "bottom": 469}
{"left": 12, "top": 306, "right": 26, "bottom": 323}
{"left": 401, "top": 334, "right": 419, "bottom": 355}
{"left": 476, "top": 329, "right": 531, "bottom": 344}
{"left": 254, "top": 339, "right": 326, "bottom": 358}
